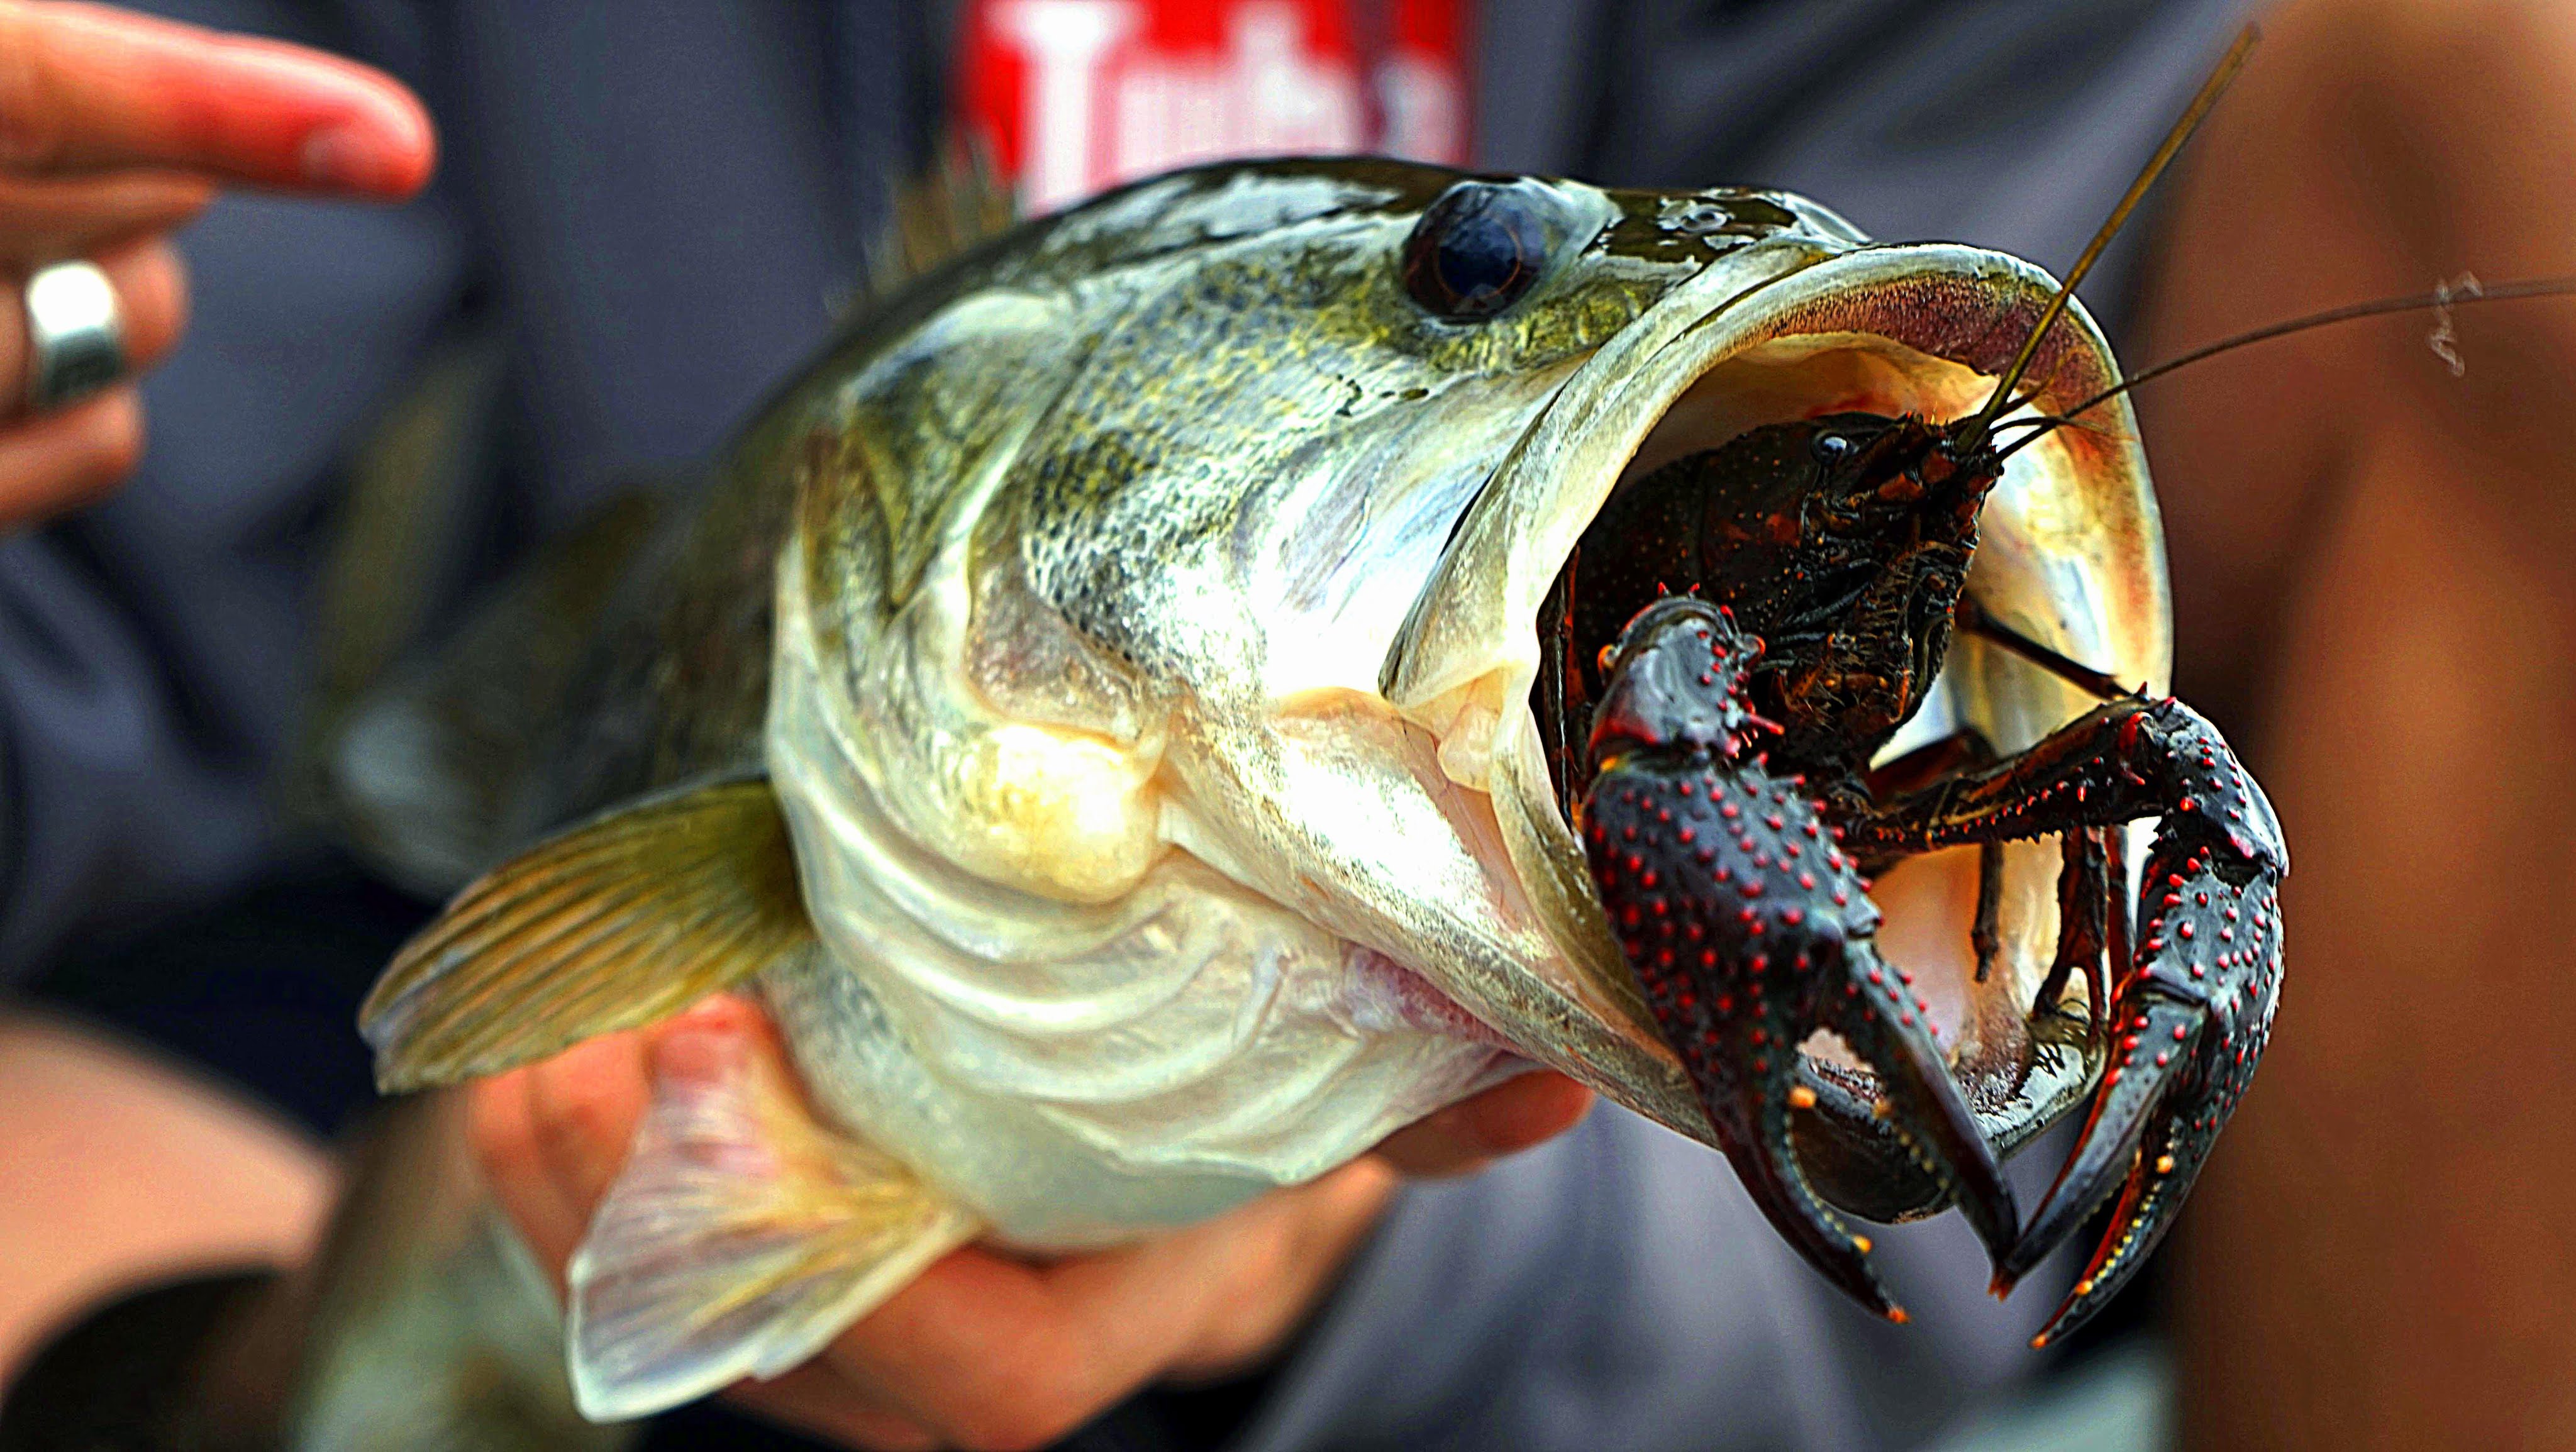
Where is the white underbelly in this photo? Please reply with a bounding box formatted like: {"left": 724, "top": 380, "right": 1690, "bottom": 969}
{"left": 765, "top": 602, "right": 1510, "bottom": 1246}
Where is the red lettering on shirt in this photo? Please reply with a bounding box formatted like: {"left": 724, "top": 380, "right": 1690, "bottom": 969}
{"left": 959, "top": 0, "right": 1472, "bottom": 214}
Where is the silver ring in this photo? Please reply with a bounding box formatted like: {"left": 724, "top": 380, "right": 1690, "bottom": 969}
{"left": 23, "top": 260, "right": 126, "bottom": 413}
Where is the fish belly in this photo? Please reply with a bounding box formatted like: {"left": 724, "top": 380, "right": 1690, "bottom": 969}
{"left": 764, "top": 564, "right": 1514, "bottom": 1247}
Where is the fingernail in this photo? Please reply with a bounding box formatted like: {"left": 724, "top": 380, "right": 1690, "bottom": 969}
{"left": 301, "top": 121, "right": 405, "bottom": 192}
{"left": 308, "top": 103, "right": 435, "bottom": 196}
{"left": 652, "top": 1022, "right": 747, "bottom": 1085}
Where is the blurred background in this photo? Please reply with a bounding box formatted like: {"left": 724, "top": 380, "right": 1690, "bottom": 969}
{"left": 3, "top": 1, "right": 2572, "bottom": 1448}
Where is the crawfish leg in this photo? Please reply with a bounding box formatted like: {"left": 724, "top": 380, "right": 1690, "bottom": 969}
{"left": 1971, "top": 840, "right": 2006, "bottom": 984}
{"left": 1861, "top": 729, "right": 1997, "bottom": 802}
{"left": 1848, "top": 696, "right": 2287, "bottom": 1344}
{"left": 1955, "top": 594, "right": 2135, "bottom": 701}
{"left": 2034, "top": 828, "right": 2112, "bottom": 1041}
{"left": 1580, "top": 599, "right": 2017, "bottom": 1319}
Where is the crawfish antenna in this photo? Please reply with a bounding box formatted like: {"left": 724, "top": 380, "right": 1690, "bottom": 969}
{"left": 1958, "top": 24, "right": 2261, "bottom": 450}
{"left": 1996, "top": 272, "right": 2576, "bottom": 459}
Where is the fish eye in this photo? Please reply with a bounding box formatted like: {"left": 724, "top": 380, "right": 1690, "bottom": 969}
{"left": 1810, "top": 431, "right": 1857, "bottom": 466}
{"left": 1401, "top": 180, "right": 1552, "bottom": 321}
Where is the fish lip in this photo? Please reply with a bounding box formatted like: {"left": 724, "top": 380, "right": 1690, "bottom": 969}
{"left": 1381, "top": 238, "right": 2168, "bottom": 1211}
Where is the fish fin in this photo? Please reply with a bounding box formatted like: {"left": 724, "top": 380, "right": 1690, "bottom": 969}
{"left": 330, "top": 489, "right": 670, "bottom": 895}
{"left": 874, "top": 133, "right": 1018, "bottom": 294}
{"left": 567, "top": 1021, "right": 978, "bottom": 1422}
{"left": 362, "top": 775, "right": 813, "bottom": 1092}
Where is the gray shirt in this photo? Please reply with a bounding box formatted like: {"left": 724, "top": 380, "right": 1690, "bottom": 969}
{"left": 0, "top": 2, "right": 2246, "bottom": 1446}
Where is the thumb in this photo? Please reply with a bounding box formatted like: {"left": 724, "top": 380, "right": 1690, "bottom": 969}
{"left": 1369, "top": 1071, "right": 1594, "bottom": 1178}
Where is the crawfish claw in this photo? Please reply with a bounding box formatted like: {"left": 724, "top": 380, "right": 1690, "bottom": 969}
{"left": 1834, "top": 951, "right": 2023, "bottom": 1266}
{"left": 1991, "top": 995, "right": 2208, "bottom": 1328}
{"left": 1582, "top": 599, "right": 2017, "bottom": 1319}
{"left": 1997, "top": 702, "right": 2285, "bottom": 1345}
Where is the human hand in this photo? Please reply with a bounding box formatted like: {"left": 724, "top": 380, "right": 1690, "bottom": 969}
{"left": 0, "top": 1, "right": 433, "bottom": 527}
{"left": 470, "top": 995, "right": 1592, "bottom": 1451}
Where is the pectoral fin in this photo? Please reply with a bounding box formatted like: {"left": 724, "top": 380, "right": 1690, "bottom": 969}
{"left": 362, "top": 776, "right": 814, "bottom": 1092}
{"left": 566, "top": 1014, "right": 979, "bottom": 1422}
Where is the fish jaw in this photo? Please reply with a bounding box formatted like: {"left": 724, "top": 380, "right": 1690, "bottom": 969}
{"left": 1372, "top": 240, "right": 2168, "bottom": 1207}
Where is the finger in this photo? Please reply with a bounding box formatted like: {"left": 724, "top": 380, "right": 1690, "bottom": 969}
{"left": 523, "top": 1029, "right": 653, "bottom": 1226}
{"left": 482, "top": 997, "right": 784, "bottom": 1281}
{"left": 828, "top": 1166, "right": 1392, "bottom": 1448}
{"left": 0, "top": 236, "right": 187, "bottom": 426}
{"left": 0, "top": 1, "right": 434, "bottom": 194}
{"left": 1158, "top": 1160, "right": 1396, "bottom": 1378}
{"left": 0, "top": 380, "right": 135, "bottom": 523}
{"left": 1041, "top": 1165, "right": 1392, "bottom": 1385}
{"left": 0, "top": 168, "right": 209, "bottom": 263}
{"left": 1371, "top": 1070, "right": 1594, "bottom": 1177}
{"left": 465, "top": 1068, "right": 593, "bottom": 1280}
{"left": 728, "top": 1362, "right": 940, "bottom": 1452}
{"left": 644, "top": 993, "right": 787, "bottom": 1080}
{"left": 818, "top": 1247, "right": 1147, "bottom": 1448}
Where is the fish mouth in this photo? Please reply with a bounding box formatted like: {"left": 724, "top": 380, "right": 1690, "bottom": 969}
{"left": 1384, "top": 241, "right": 2170, "bottom": 1220}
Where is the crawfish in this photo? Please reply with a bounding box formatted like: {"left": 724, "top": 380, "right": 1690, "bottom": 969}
{"left": 1553, "top": 30, "right": 2288, "bottom": 1341}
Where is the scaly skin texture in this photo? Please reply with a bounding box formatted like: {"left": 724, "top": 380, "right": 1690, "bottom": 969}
{"left": 531, "top": 159, "right": 1775, "bottom": 830}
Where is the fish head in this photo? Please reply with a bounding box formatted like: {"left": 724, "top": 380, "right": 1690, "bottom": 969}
{"left": 772, "top": 159, "right": 2162, "bottom": 1226}
{"left": 1357, "top": 175, "right": 2167, "bottom": 1216}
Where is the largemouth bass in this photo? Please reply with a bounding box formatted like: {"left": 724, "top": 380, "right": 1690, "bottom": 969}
{"left": 305, "top": 157, "right": 2162, "bottom": 1443}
